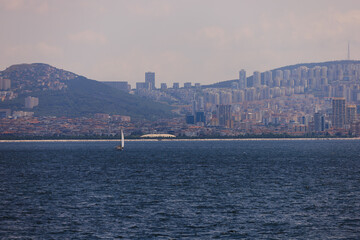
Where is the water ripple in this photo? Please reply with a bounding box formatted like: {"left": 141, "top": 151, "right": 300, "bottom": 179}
{"left": 1, "top": 140, "right": 360, "bottom": 239}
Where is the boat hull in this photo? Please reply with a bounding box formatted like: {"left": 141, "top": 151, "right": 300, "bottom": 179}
{"left": 116, "top": 146, "right": 124, "bottom": 151}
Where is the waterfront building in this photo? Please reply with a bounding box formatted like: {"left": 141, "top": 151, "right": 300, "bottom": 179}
{"left": 186, "top": 115, "right": 195, "bottom": 124}
{"left": 332, "top": 98, "right": 346, "bottom": 129}
{"left": 346, "top": 105, "right": 357, "bottom": 124}
{"left": 217, "top": 105, "right": 232, "bottom": 128}
{"left": 314, "top": 112, "right": 325, "bottom": 132}
{"left": 195, "top": 111, "right": 206, "bottom": 124}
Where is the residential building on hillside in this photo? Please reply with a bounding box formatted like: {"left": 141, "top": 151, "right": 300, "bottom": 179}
{"left": 103, "top": 81, "right": 131, "bottom": 92}
{"left": 145, "top": 72, "right": 155, "bottom": 90}
{"left": 25, "top": 96, "right": 39, "bottom": 109}
{"left": 0, "top": 79, "right": 11, "bottom": 90}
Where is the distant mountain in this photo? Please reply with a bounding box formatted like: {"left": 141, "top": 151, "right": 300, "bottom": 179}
{"left": 0, "top": 63, "right": 173, "bottom": 120}
{"left": 204, "top": 60, "right": 360, "bottom": 89}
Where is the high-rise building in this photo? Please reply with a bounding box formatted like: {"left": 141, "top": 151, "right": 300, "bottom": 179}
{"left": 184, "top": 82, "right": 192, "bottom": 88}
{"left": 145, "top": 72, "right": 155, "bottom": 90}
{"left": 186, "top": 115, "right": 195, "bottom": 124}
{"left": 332, "top": 98, "right": 346, "bottom": 129}
{"left": 264, "top": 71, "right": 272, "bottom": 86}
{"left": 173, "top": 83, "right": 179, "bottom": 89}
{"left": 136, "top": 82, "right": 149, "bottom": 90}
{"left": 245, "top": 88, "right": 256, "bottom": 101}
{"left": 346, "top": 105, "right": 357, "bottom": 124}
{"left": 314, "top": 112, "right": 325, "bottom": 132}
{"left": 275, "top": 70, "right": 283, "bottom": 81}
{"left": 217, "top": 105, "right": 232, "bottom": 128}
{"left": 239, "top": 69, "right": 246, "bottom": 89}
{"left": 253, "top": 71, "right": 261, "bottom": 88}
{"left": 195, "top": 111, "right": 206, "bottom": 124}
{"left": 220, "top": 91, "right": 232, "bottom": 105}
{"left": 160, "top": 83, "right": 167, "bottom": 90}
{"left": 283, "top": 70, "right": 291, "bottom": 81}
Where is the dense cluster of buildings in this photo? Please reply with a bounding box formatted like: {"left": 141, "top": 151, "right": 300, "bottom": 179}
{"left": 2, "top": 61, "right": 360, "bottom": 138}
{"left": 112, "top": 61, "right": 360, "bottom": 137}
{"left": 0, "top": 78, "right": 15, "bottom": 102}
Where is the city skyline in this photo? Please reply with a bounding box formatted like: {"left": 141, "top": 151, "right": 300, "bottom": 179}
{"left": 0, "top": 0, "right": 360, "bottom": 86}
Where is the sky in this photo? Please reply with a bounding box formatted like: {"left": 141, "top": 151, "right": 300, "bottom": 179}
{"left": 1, "top": 0, "right": 360, "bottom": 87}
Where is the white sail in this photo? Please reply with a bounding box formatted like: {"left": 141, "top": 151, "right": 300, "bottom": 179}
{"left": 121, "top": 130, "right": 125, "bottom": 148}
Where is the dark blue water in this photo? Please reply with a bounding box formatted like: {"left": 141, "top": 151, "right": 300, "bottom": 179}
{"left": 1, "top": 140, "right": 360, "bottom": 239}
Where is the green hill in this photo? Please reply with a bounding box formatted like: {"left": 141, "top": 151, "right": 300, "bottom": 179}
{"left": 0, "top": 63, "right": 173, "bottom": 120}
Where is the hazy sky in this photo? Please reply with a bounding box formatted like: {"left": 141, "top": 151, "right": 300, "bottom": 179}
{"left": 1, "top": 0, "right": 360, "bottom": 86}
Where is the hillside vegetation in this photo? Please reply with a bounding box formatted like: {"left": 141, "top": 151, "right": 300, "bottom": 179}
{"left": 0, "top": 64, "right": 173, "bottom": 120}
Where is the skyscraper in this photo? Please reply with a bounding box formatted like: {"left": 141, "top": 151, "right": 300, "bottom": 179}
{"left": 145, "top": 72, "right": 155, "bottom": 90}
{"left": 332, "top": 98, "right": 345, "bottom": 129}
{"left": 264, "top": 71, "right": 272, "bottom": 86}
{"left": 217, "top": 105, "right": 232, "bottom": 128}
{"left": 239, "top": 69, "right": 246, "bottom": 89}
{"left": 253, "top": 71, "right": 261, "bottom": 88}
{"left": 314, "top": 112, "right": 325, "bottom": 132}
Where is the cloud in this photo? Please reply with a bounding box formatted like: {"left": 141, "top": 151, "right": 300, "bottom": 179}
{"left": 68, "top": 30, "right": 107, "bottom": 45}
{"left": 0, "top": 0, "right": 24, "bottom": 10}
{"left": 37, "top": 42, "right": 63, "bottom": 57}
{"left": 335, "top": 10, "right": 360, "bottom": 24}
{"left": 0, "top": 0, "right": 49, "bottom": 13}
{"left": 197, "top": 26, "right": 227, "bottom": 47}
{"left": 4, "top": 42, "right": 63, "bottom": 58}
{"left": 124, "top": 0, "right": 173, "bottom": 18}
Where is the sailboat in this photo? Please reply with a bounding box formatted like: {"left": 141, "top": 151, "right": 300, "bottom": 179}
{"left": 116, "top": 129, "right": 125, "bottom": 151}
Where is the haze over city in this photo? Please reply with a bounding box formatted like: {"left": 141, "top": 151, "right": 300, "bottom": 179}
{"left": 0, "top": 0, "right": 359, "bottom": 86}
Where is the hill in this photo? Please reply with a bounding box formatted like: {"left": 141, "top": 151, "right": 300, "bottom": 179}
{"left": 0, "top": 63, "right": 173, "bottom": 120}
{"left": 204, "top": 60, "right": 360, "bottom": 89}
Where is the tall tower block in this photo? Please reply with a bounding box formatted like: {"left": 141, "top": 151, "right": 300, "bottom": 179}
{"left": 332, "top": 98, "right": 346, "bottom": 129}
{"left": 145, "top": 72, "right": 155, "bottom": 90}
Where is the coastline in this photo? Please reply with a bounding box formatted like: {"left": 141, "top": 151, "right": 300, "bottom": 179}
{"left": 1, "top": 138, "right": 360, "bottom": 143}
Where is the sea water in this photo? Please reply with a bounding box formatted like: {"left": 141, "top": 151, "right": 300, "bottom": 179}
{"left": 0, "top": 140, "right": 360, "bottom": 239}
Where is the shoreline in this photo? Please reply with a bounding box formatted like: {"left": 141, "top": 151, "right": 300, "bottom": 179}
{"left": 1, "top": 138, "right": 360, "bottom": 143}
